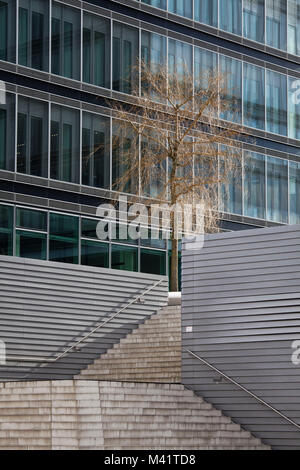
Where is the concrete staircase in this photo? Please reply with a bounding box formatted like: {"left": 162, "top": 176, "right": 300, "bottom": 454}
{"left": 0, "top": 300, "right": 270, "bottom": 449}
{"left": 0, "top": 380, "right": 269, "bottom": 450}
{"left": 75, "top": 304, "right": 182, "bottom": 383}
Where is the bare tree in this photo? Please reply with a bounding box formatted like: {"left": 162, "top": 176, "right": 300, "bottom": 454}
{"left": 108, "top": 62, "right": 244, "bottom": 292}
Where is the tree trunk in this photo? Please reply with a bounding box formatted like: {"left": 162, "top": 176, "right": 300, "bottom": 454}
{"left": 170, "top": 237, "right": 179, "bottom": 292}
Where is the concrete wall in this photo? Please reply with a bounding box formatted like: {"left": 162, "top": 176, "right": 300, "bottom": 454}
{"left": 181, "top": 225, "right": 300, "bottom": 450}
{"left": 0, "top": 255, "right": 168, "bottom": 381}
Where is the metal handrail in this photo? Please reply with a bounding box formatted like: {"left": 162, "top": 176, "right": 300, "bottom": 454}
{"left": 183, "top": 347, "right": 300, "bottom": 431}
{"left": 7, "top": 279, "right": 164, "bottom": 364}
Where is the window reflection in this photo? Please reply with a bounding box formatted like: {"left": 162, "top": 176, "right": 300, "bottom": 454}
{"left": 267, "top": 156, "right": 288, "bottom": 223}
{"left": 18, "top": 0, "right": 49, "bottom": 71}
{"left": 83, "top": 12, "right": 110, "bottom": 88}
{"left": 244, "top": 152, "right": 266, "bottom": 219}
{"left": 17, "top": 96, "right": 48, "bottom": 177}
{"left": 219, "top": 0, "right": 242, "bottom": 35}
{"left": 0, "top": 0, "right": 16, "bottom": 62}
{"left": 51, "top": 1, "right": 81, "bottom": 80}
{"left": 266, "top": 0, "right": 287, "bottom": 50}
{"left": 243, "top": 63, "right": 265, "bottom": 130}
{"left": 243, "top": 0, "right": 265, "bottom": 43}
{"left": 50, "top": 104, "right": 80, "bottom": 184}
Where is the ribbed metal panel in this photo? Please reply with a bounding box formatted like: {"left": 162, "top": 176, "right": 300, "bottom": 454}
{"left": 181, "top": 224, "right": 300, "bottom": 450}
{"left": 0, "top": 255, "right": 168, "bottom": 381}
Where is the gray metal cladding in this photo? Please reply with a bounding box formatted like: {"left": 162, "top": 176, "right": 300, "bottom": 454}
{"left": 181, "top": 224, "right": 300, "bottom": 450}
{"left": 0, "top": 255, "right": 168, "bottom": 381}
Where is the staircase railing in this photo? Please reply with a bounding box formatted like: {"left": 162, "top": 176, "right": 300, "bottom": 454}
{"left": 183, "top": 347, "right": 300, "bottom": 431}
{"left": 7, "top": 279, "right": 164, "bottom": 364}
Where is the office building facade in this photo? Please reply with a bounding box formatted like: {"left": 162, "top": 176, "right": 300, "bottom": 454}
{"left": 0, "top": 0, "right": 299, "bottom": 278}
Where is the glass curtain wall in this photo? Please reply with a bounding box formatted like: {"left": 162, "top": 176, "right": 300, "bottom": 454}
{"left": 194, "top": 0, "right": 218, "bottom": 27}
{"left": 141, "top": 0, "right": 167, "bottom": 8}
{"left": 266, "top": 70, "right": 287, "bottom": 135}
{"left": 194, "top": 47, "right": 218, "bottom": 91}
{"left": 51, "top": 1, "right": 81, "bottom": 80}
{"left": 17, "top": 96, "right": 48, "bottom": 177}
{"left": 112, "top": 121, "right": 138, "bottom": 195}
{"left": 15, "top": 207, "right": 47, "bottom": 259}
{"left": 141, "top": 31, "right": 166, "bottom": 71}
{"left": 0, "top": 204, "right": 13, "bottom": 256}
{"left": 290, "top": 161, "right": 300, "bottom": 224}
{"left": 219, "top": 55, "right": 242, "bottom": 123}
{"left": 288, "top": 0, "right": 300, "bottom": 55}
{"left": 266, "top": 0, "right": 287, "bottom": 50}
{"left": 168, "top": 0, "right": 193, "bottom": 18}
{"left": 0, "top": 0, "right": 16, "bottom": 62}
{"left": 50, "top": 104, "right": 80, "bottom": 183}
{"left": 243, "top": 63, "right": 265, "bottom": 129}
{"left": 243, "top": 0, "right": 265, "bottom": 42}
{"left": 267, "top": 156, "right": 288, "bottom": 223}
{"left": 18, "top": 0, "right": 49, "bottom": 71}
{"left": 244, "top": 151, "right": 266, "bottom": 219}
{"left": 113, "top": 22, "right": 139, "bottom": 94}
{"left": 83, "top": 13, "right": 110, "bottom": 88}
{"left": 111, "top": 244, "right": 138, "bottom": 271}
{"left": 219, "top": 147, "right": 243, "bottom": 215}
{"left": 288, "top": 76, "right": 300, "bottom": 140}
{"left": 82, "top": 112, "right": 110, "bottom": 189}
{"left": 168, "top": 39, "right": 192, "bottom": 77}
{"left": 141, "top": 248, "right": 166, "bottom": 275}
{"left": 49, "top": 212, "right": 78, "bottom": 264}
{"left": 219, "top": 0, "right": 242, "bottom": 35}
{"left": 0, "top": 91, "right": 15, "bottom": 172}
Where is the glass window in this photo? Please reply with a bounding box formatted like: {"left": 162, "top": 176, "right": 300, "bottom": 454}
{"left": 111, "top": 222, "right": 139, "bottom": 245}
{"left": 141, "top": 249, "right": 166, "bottom": 275}
{"left": 113, "top": 22, "right": 139, "bottom": 95}
{"left": 111, "top": 244, "right": 138, "bottom": 272}
{"left": 194, "top": 0, "right": 217, "bottom": 26}
{"left": 267, "top": 156, "right": 288, "bottom": 223}
{"left": 168, "top": 39, "right": 192, "bottom": 77}
{"left": 49, "top": 213, "right": 78, "bottom": 264}
{"left": 81, "top": 217, "right": 109, "bottom": 240}
{"left": 112, "top": 120, "right": 139, "bottom": 195}
{"left": 81, "top": 239, "right": 109, "bottom": 268}
{"left": 51, "top": 1, "right": 80, "bottom": 80}
{"left": 288, "top": 0, "right": 300, "bottom": 55}
{"left": 141, "top": 133, "right": 167, "bottom": 198}
{"left": 17, "top": 96, "right": 48, "bottom": 177}
{"left": 289, "top": 161, "right": 300, "bottom": 224}
{"left": 18, "top": 0, "right": 49, "bottom": 71}
{"left": 0, "top": 204, "right": 13, "bottom": 256}
{"left": 16, "top": 230, "right": 47, "bottom": 260}
{"left": 0, "top": 90, "right": 15, "bottom": 172}
{"left": 219, "top": 147, "right": 243, "bottom": 215}
{"left": 288, "top": 77, "right": 300, "bottom": 140}
{"left": 243, "top": 0, "right": 265, "bottom": 43}
{"left": 168, "top": 0, "right": 192, "bottom": 18}
{"left": 0, "top": 0, "right": 16, "bottom": 62}
{"left": 219, "top": 0, "right": 242, "bottom": 35}
{"left": 243, "top": 63, "right": 265, "bottom": 129}
{"left": 16, "top": 207, "right": 47, "bottom": 231}
{"left": 266, "top": 0, "right": 287, "bottom": 50}
{"left": 194, "top": 47, "right": 218, "bottom": 91}
{"left": 219, "top": 55, "right": 242, "bottom": 123}
{"left": 244, "top": 151, "right": 266, "bottom": 219}
{"left": 141, "top": 232, "right": 166, "bottom": 249}
{"left": 83, "top": 13, "right": 110, "bottom": 88}
{"left": 141, "top": 0, "right": 166, "bottom": 8}
{"left": 266, "top": 70, "right": 287, "bottom": 136}
{"left": 141, "top": 31, "right": 166, "bottom": 71}
{"left": 50, "top": 104, "right": 80, "bottom": 183}
{"left": 82, "top": 112, "right": 110, "bottom": 189}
